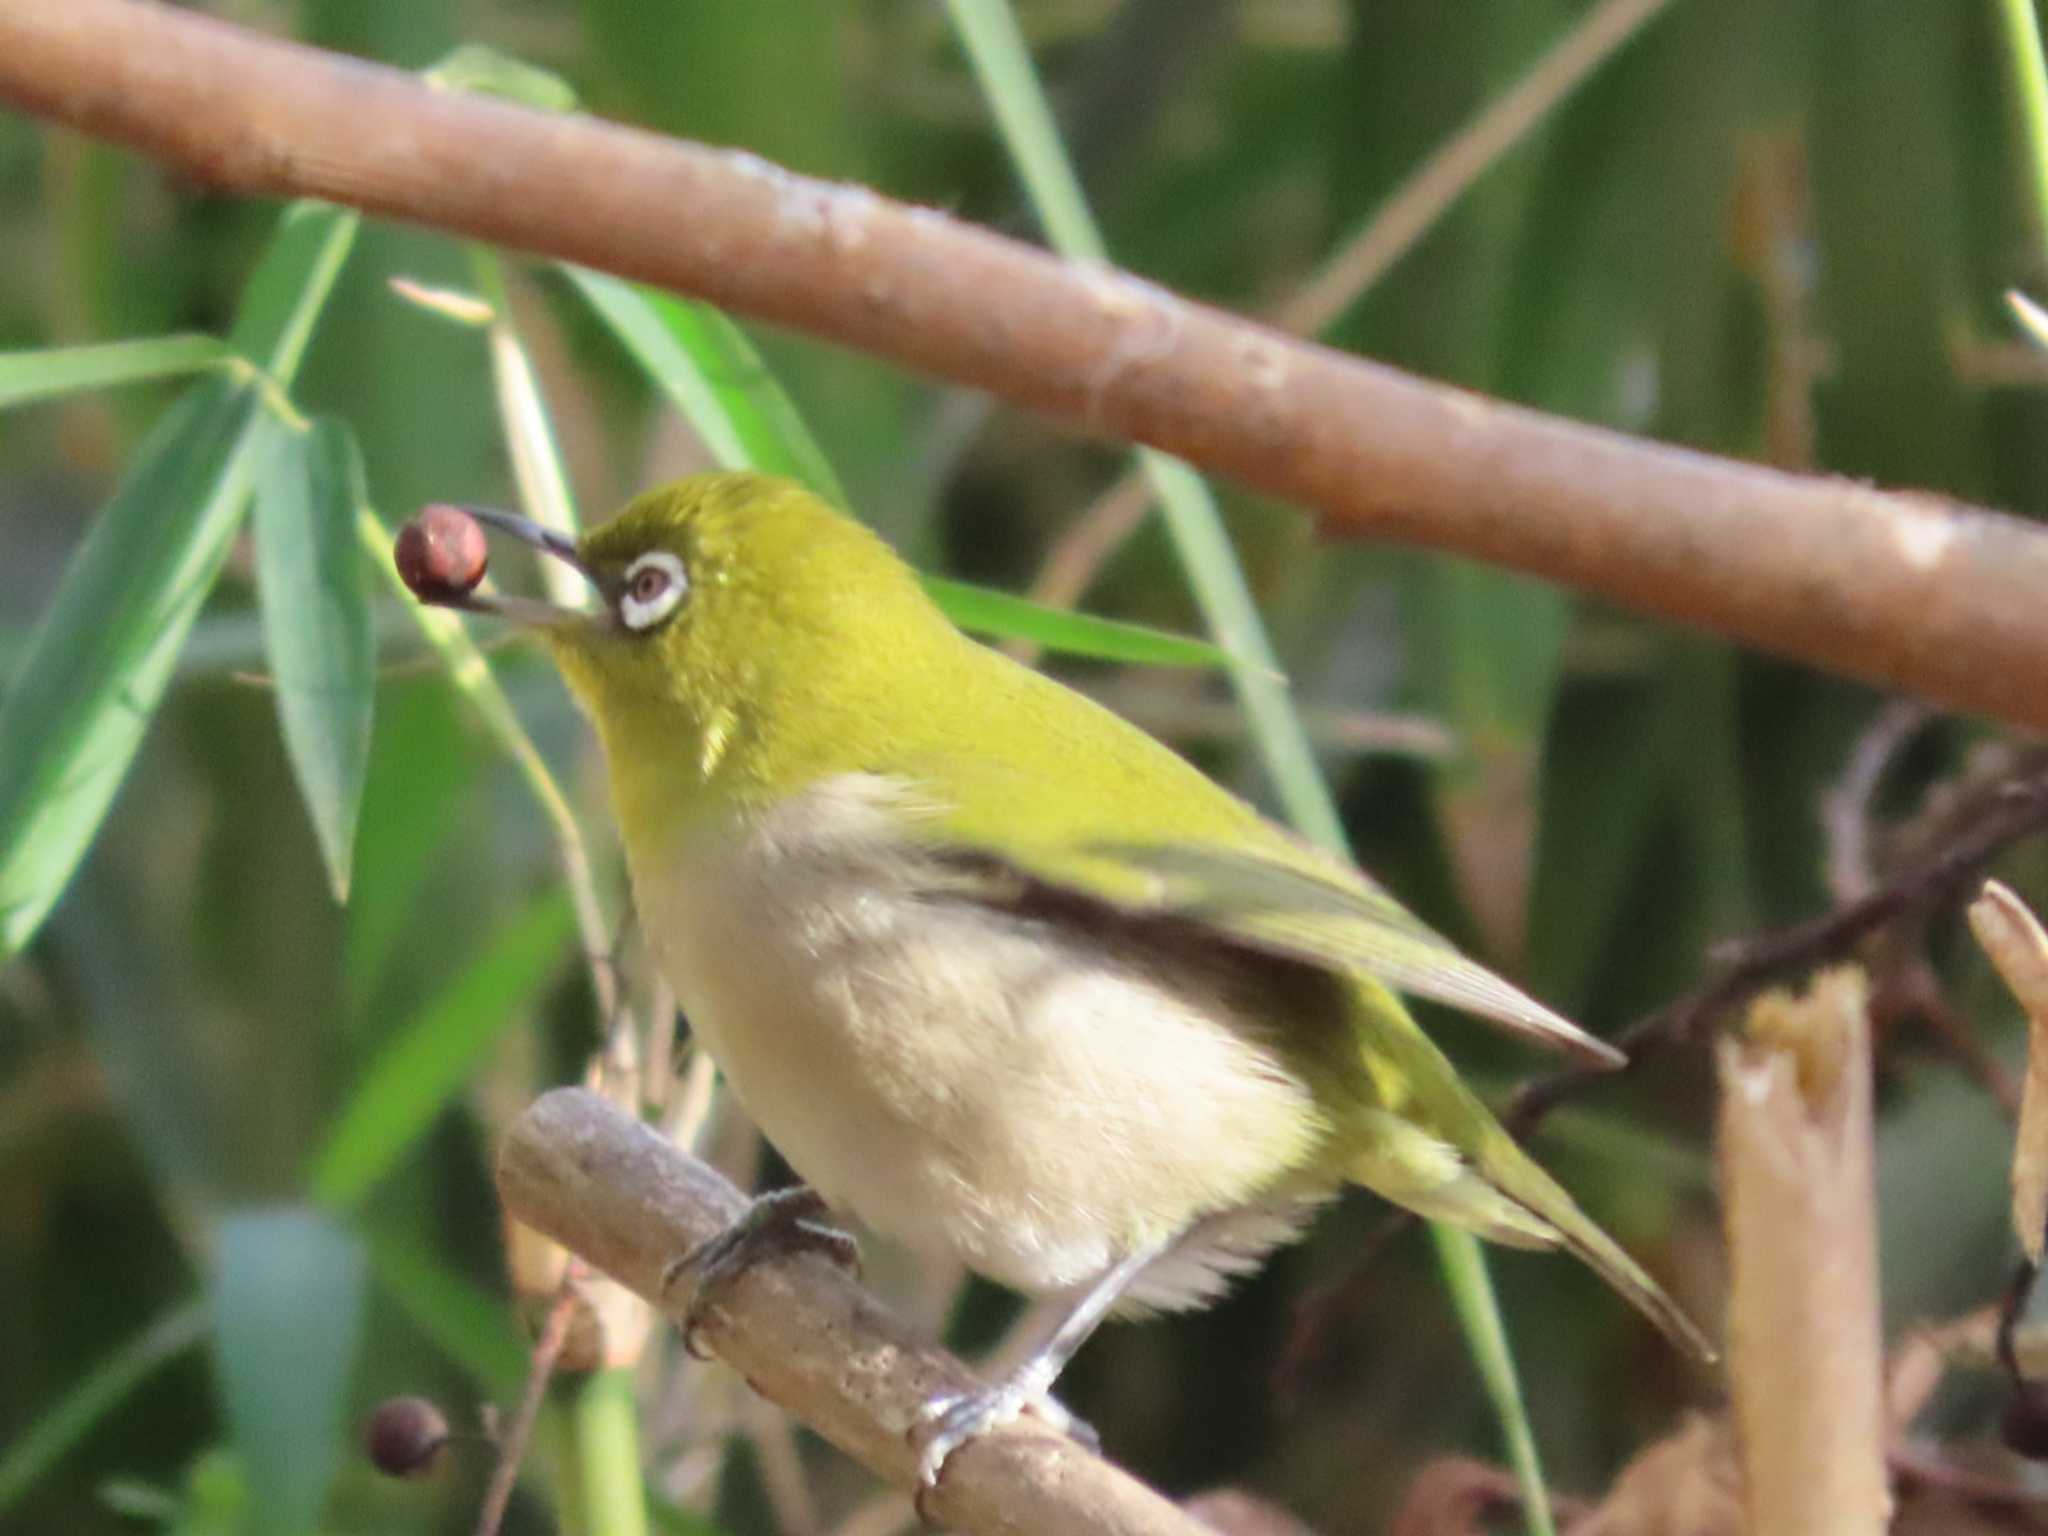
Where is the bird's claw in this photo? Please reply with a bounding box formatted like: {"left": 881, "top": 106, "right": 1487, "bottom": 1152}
{"left": 661, "top": 1186, "right": 858, "bottom": 1358}
{"left": 908, "top": 1379, "right": 1098, "bottom": 1502}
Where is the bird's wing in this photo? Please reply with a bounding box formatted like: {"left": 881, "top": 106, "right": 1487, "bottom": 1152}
{"left": 908, "top": 783, "right": 1625, "bottom": 1071}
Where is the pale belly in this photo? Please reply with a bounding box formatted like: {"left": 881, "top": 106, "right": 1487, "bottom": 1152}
{"left": 631, "top": 777, "right": 1328, "bottom": 1307}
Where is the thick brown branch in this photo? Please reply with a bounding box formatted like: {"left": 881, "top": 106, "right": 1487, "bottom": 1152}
{"left": 2, "top": 3, "right": 2048, "bottom": 728}
{"left": 496, "top": 1087, "right": 1212, "bottom": 1536}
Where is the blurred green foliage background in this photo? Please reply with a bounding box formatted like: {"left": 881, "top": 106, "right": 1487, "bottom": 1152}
{"left": 3, "top": 2, "right": 2047, "bottom": 1532}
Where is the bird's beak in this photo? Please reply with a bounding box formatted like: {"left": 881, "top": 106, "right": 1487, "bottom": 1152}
{"left": 436, "top": 505, "right": 597, "bottom": 628}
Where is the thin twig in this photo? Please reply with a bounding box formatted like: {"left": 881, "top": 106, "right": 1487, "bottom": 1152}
{"left": 1877, "top": 959, "right": 2022, "bottom": 1118}
{"left": 475, "top": 1278, "right": 581, "bottom": 1536}
{"left": 1816, "top": 705, "right": 2023, "bottom": 1111}
{"left": 1510, "top": 759, "right": 2048, "bottom": 1132}
{"left": 1820, "top": 700, "right": 1933, "bottom": 905}
{"left": 1270, "top": 0, "right": 1673, "bottom": 336}
{"left": 7, "top": 1, "right": 2048, "bottom": 729}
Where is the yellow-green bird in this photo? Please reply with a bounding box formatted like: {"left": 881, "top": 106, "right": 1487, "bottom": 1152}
{"left": 409, "top": 471, "right": 1711, "bottom": 1482}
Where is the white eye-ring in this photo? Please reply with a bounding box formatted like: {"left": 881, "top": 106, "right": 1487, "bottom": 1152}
{"left": 619, "top": 550, "right": 688, "bottom": 632}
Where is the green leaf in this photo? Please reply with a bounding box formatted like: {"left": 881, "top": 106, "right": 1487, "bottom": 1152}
{"left": 0, "top": 381, "right": 271, "bottom": 959}
{"left": 920, "top": 574, "right": 1236, "bottom": 670}
{"left": 0, "top": 1300, "right": 209, "bottom": 1515}
{"left": 228, "top": 203, "right": 360, "bottom": 380}
{"left": 255, "top": 420, "right": 375, "bottom": 902}
{"left": 562, "top": 266, "right": 849, "bottom": 507}
{"left": 0, "top": 334, "right": 231, "bottom": 411}
{"left": 212, "top": 1207, "right": 367, "bottom": 1536}
{"left": 308, "top": 888, "right": 574, "bottom": 1210}
{"left": 0, "top": 202, "right": 358, "bottom": 960}
{"left": 426, "top": 43, "right": 578, "bottom": 111}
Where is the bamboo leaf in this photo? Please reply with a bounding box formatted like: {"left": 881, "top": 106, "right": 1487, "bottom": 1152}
{"left": 921, "top": 574, "right": 1234, "bottom": 670}
{"left": 256, "top": 419, "right": 374, "bottom": 901}
{"left": 228, "top": 203, "right": 360, "bottom": 379}
{"left": 0, "top": 381, "right": 272, "bottom": 958}
{"left": 0, "top": 334, "right": 231, "bottom": 411}
{"left": 562, "top": 265, "right": 848, "bottom": 507}
{"left": 426, "top": 43, "right": 577, "bottom": 111}
{"left": 0, "top": 202, "right": 357, "bottom": 959}
{"left": 212, "top": 1208, "right": 367, "bottom": 1536}
{"left": 308, "top": 889, "right": 574, "bottom": 1210}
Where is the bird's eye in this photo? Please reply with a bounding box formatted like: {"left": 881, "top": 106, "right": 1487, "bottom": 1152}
{"left": 618, "top": 551, "right": 688, "bottom": 632}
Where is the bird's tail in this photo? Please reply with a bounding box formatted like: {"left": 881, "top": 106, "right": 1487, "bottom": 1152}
{"left": 1340, "top": 984, "right": 1716, "bottom": 1363}
{"left": 1461, "top": 1127, "right": 1716, "bottom": 1365}
{"left": 1341, "top": 1097, "right": 1716, "bottom": 1363}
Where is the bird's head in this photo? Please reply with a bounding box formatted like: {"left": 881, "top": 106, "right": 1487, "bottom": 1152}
{"left": 406, "top": 471, "right": 949, "bottom": 798}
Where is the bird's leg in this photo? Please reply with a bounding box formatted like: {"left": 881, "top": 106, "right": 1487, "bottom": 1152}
{"left": 910, "top": 1237, "right": 1166, "bottom": 1488}
{"left": 662, "top": 1185, "right": 859, "bottom": 1357}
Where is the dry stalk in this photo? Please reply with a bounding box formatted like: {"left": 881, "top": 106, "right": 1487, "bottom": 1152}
{"left": 1717, "top": 968, "right": 1889, "bottom": 1536}
{"left": 1968, "top": 880, "right": 2048, "bottom": 1261}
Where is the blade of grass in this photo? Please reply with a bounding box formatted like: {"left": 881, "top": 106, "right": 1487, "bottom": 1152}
{"left": 307, "top": 887, "right": 574, "bottom": 1210}
{"left": 0, "top": 202, "right": 356, "bottom": 959}
{"left": 574, "top": 1368, "right": 651, "bottom": 1536}
{"left": 255, "top": 418, "right": 375, "bottom": 901}
{"left": 1999, "top": 0, "right": 2048, "bottom": 244}
{"left": 0, "top": 1299, "right": 209, "bottom": 1515}
{"left": 1432, "top": 1226, "right": 1556, "bottom": 1536}
{"left": 0, "top": 333, "right": 232, "bottom": 411}
{"left": 941, "top": 4, "right": 1552, "bottom": 1525}
{"left": 921, "top": 574, "right": 1236, "bottom": 670}
{"left": 212, "top": 1207, "right": 367, "bottom": 1536}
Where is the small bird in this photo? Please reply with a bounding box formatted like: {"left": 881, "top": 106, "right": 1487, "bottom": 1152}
{"left": 401, "top": 472, "right": 1711, "bottom": 1484}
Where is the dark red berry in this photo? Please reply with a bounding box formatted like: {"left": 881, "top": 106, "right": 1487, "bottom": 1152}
{"left": 394, "top": 504, "right": 488, "bottom": 600}
{"left": 364, "top": 1395, "right": 451, "bottom": 1478}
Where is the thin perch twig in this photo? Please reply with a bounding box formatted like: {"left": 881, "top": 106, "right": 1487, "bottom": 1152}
{"left": 1512, "top": 755, "right": 2048, "bottom": 1130}
{"left": 7, "top": 1, "right": 2048, "bottom": 730}
{"left": 496, "top": 1087, "right": 1215, "bottom": 1536}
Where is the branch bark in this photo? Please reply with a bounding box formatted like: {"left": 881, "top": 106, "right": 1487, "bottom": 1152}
{"left": 6, "top": 0, "right": 2048, "bottom": 729}
{"left": 496, "top": 1087, "right": 1213, "bottom": 1536}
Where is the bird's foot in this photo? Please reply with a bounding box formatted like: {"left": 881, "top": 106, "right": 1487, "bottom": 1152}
{"left": 909, "top": 1373, "right": 1098, "bottom": 1491}
{"left": 661, "top": 1186, "right": 858, "bottom": 1358}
